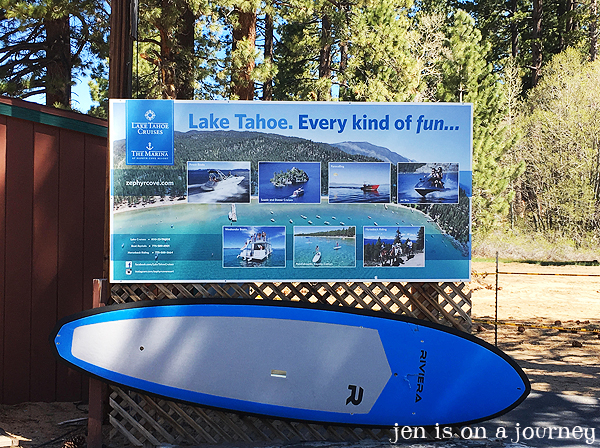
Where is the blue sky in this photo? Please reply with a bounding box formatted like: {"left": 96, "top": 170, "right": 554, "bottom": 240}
{"left": 28, "top": 77, "right": 94, "bottom": 113}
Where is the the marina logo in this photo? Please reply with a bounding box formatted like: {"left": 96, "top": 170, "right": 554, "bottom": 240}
{"left": 126, "top": 99, "right": 174, "bottom": 165}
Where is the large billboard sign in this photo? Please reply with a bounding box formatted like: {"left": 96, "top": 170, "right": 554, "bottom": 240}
{"left": 110, "top": 100, "right": 472, "bottom": 283}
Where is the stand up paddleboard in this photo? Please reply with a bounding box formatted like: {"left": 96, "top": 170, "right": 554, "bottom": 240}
{"left": 51, "top": 300, "right": 529, "bottom": 427}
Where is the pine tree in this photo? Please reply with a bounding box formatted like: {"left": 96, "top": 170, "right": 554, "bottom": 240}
{"left": 437, "top": 10, "right": 525, "bottom": 231}
{"left": 0, "top": 0, "right": 106, "bottom": 108}
{"left": 274, "top": 0, "right": 420, "bottom": 102}
{"left": 134, "top": 0, "right": 198, "bottom": 99}
{"left": 273, "top": 0, "right": 345, "bottom": 100}
{"left": 106, "top": 0, "right": 223, "bottom": 101}
{"left": 340, "top": 0, "right": 419, "bottom": 102}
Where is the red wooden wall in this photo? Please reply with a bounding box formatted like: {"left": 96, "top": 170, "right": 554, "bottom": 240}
{"left": 0, "top": 97, "right": 107, "bottom": 404}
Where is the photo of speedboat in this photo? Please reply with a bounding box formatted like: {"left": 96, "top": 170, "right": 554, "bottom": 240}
{"left": 360, "top": 183, "right": 379, "bottom": 191}
{"left": 187, "top": 162, "right": 250, "bottom": 204}
{"left": 201, "top": 169, "right": 244, "bottom": 191}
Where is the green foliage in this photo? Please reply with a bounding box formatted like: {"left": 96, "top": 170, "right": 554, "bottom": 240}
{"left": 470, "top": 0, "right": 599, "bottom": 91}
{"left": 341, "top": 0, "right": 418, "bottom": 102}
{"left": 434, "top": 10, "right": 525, "bottom": 233}
{"left": 274, "top": 0, "right": 425, "bottom": 102}
{"left": 299, "top": 227, "right": 356, "bottom": 237}
{"left": 270, "top": 167, "right": 309, "bottom": 185}
{"left": 88, "top": 68, "right": 108, "bottom": 118}
{"left": 517, "top": 48, "right": 600, "bottom": 243}
{"left": 127, "top": 0, "right": 223, "bottom": 99}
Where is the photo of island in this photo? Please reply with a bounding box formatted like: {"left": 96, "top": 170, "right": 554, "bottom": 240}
{"left": 328, "top": 162, "right": 391, "bottom": 203}
{"left": 363, "top": 226, "right": 425, "bottom": 267}
{"left": 293, "top": 226, "right": 356, "bottom": 268}
{"left": 223, "top": 225, "right": 286, "bottom": 268}
{"left": 258, "top": 162, "right": 321, "bottom": 204}
{"left": 397, "top": 162, "right": 459, "bottom": 204}
{"left": 187, "top": 161, "right": 250, "bottom": 203}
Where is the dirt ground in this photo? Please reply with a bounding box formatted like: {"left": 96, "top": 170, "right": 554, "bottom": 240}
{"left": 470, "top": 261, "right": 600, "bottom": 399}
{"left": 0, "top": 261, "right": 598, "bottom": 447}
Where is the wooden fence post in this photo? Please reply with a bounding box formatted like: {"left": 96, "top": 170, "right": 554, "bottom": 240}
{"left": 88, "top": 279, "right": 109, "bottom": 448}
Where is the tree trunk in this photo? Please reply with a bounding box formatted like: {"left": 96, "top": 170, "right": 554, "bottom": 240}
{"left": 108, "top": 0, "right": 133, "bottom": 99}
{"left": 591, "top": 0, "right": 598, "bottom": 61}
{"left": 232, "top": 8, "right": 257, "bottom": 100}
{"left": 567, "top": 0, "right": 575, "bottom": 33}
{"left": 262, "top": 13, "right": 273, "bottom": 101}
{"left": 45, "top": 17, "right": 71, "bottom": 107}
{"left": 558, "top": 0, "right": 566, "bottom": 51}
{"left": 175, "top": 3, "right": 196, "bottom": 99}
{"left": 339, "top": 1, "right": 351, "bottom": 100}
{"left": 318, "top": 13, "right": 332, "bottom": 100}
{"left": 160, "top": 0, "right": 176, "bottom": 99}
{"left": 531, "top": 0, "right": 543, "bottom": 87}
{"left": 511, "top": 0, "right": 519, "bottom": 57}
{"left": 562, "top": 0, "right": 575, "bottom": 50}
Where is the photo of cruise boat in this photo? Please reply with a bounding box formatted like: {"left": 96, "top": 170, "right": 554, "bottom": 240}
{"left": 223, "top": 225, "right": 286, "bottom": 268}
{"left": 238, "top": 233, "right": 273, "bottom": 262}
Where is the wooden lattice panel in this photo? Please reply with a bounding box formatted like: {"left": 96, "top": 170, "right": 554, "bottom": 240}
{"left": 107, "top": 281, "right": 471, "bottom": 445}
{"left": 109, "top": 387, "right": 393, "bottom": 446}
{"left": 109, "top": 281, "right": 471, "bottom": 330}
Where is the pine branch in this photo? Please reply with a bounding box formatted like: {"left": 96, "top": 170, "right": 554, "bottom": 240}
{"left": 1, "top": 22, "right": 45, "bottom": 44}
{"left": 137, "top": 37, "right": 162, "bottom": 47}
{"left": 0, "top": 42, "right": 46, "bottom": 64}
{"left": 20, "top": 87, "right": 46, "bottom": 98}
{"left": 1, "top": 59, "right": 49, "bottom": 78}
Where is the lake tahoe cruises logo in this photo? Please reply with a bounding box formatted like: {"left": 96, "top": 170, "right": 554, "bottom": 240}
{"left": 126, "top": 99, "right": 174, "bottom": 165}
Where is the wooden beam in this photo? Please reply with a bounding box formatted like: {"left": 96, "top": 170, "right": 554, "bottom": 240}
{"left": 87, "top": 279, "right": 109, "bottom": 448}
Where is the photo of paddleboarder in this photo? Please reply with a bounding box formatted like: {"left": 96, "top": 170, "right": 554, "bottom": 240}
{"left": 293, "top": 226, "right": 356, "bottom": 268}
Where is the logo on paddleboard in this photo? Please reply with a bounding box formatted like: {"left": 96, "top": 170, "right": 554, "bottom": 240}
{"left": 415, "top": 349, "right": 427, "bottom": 402}
{"left": 346, "top": 384, "right": 364, "bottom": 405}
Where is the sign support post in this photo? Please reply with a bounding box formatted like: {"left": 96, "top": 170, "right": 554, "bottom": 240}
{"left": 88, "top": 279, "right": 110, "bottom": 448}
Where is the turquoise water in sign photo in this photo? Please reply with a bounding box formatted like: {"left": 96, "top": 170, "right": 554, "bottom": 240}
{"left": 293, "top": 231, "right": 356, "bottom": 268}
{"left": 112, "top": 198, "right": 469, "bottom": 282}
{"left": 111, "top": 101, "right": 473, "bottom": 282}
{"left": 223, "top": 247, "right": 286, "bottom": 268}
